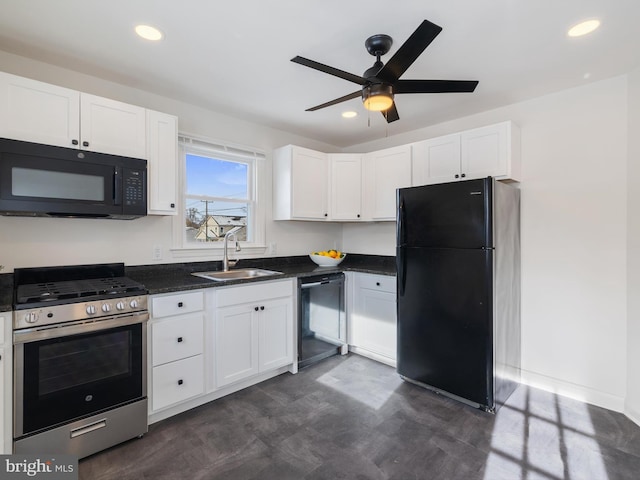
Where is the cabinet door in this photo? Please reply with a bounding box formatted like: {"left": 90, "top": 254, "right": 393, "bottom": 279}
{"left": 461, "top": 123, "right": 508, "bottom": 180}
{"left": 259, "top": 297, "right": 294, "bottom": 372}
{"left": 363, "top": 145, "right": 412, "bottom": 221}
{"left": 291, "top": 147, "right": 328, "bottom": 219}
{"left": 214, "top": 305, "right": 259, "bottom": 387}
{"left": 147, "top": 110, "right": 178, "bottom": 215}
{"left": 329, "top": 154, "right": 362, "bottom": 220}
{"left": 412, "top": 134, "right": 461, "bottom": 186}
{"left": 0, "top": 71, "right": 80, "bottom": 148}
{"left": 80, "top": 93, "right": 146, "bottom": 158}
{"left": 0, "top": 346, "right": 4, "bottom": 454}
{"left": 350, "top": 275, "right": 397, "bottom": 363}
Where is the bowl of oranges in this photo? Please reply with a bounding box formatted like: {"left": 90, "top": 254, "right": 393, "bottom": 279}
{"left": 309, "top": 250, "right": 346, "bottom": 267}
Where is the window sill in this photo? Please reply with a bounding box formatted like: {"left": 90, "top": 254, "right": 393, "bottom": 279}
{"left": 170, "top": 244, "right": 267, "bottom": 258}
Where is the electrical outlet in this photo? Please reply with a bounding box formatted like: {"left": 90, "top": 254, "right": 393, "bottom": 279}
{"left": 152, "top": 244, "right": 162, "bottom": 260}
{"left": 268, "top": 242, "right": 277, "bottom": 255}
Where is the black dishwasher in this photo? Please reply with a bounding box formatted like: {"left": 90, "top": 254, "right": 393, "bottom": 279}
{"left": 298, "top": 272, "right": 346, "bottom": 368}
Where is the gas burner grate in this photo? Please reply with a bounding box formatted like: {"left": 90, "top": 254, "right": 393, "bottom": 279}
{"left": 16, "top": 277, "right": 146, "bottom": 305}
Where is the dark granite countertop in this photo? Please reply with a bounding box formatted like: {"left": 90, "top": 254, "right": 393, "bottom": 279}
{"left": 0, "top": 255, "right": 395, "bottom": 310}
{"left": 127, "top": 254, "right": 396, "bottom": 296}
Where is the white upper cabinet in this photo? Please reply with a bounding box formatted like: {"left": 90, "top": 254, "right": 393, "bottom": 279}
{"left": 329, "top": 153, "right": 362, "bottom": 221}
{"left": 80, "top": 93, "right": 146, "bottom": 158}
{"left": 273, "top": 145, "right": 328, "bottom": 220}
{"left": 362, "top": 145, "right": 412, "bottom": 221}
{"left": 412, "top": 121, "right": 521, "bottom": 185}
{"left": 461, "top": 122, "right": 520, "bottom": 181}
{"left": 411, "top": 133, "right": 461, "bottom": 185}
{"left": 0, "top": 72, "right": 147, "bottom": 159}
{"left": 0, "top": 71, "right": 80, "bottom": 148}
{"left": 146, "top": 110, "right": 178, "bottom": 215}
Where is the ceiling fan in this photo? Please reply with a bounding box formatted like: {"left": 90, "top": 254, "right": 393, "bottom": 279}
{"left": 291, "top": 19, "right": 479, "bottom": 123}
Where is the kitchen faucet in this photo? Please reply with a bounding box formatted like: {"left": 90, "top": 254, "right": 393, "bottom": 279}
{"left": 222, "top": 226, "right": 243, "bottom": 271}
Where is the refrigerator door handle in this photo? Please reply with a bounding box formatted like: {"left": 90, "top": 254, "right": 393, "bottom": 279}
{"left": 397, "top": 196, "right": 406, "bottom": 246}
{"left": 397, "top": 250, "right": 406, "bottom": 296}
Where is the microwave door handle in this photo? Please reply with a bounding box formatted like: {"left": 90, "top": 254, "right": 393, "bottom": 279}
{"left": 113, "top": 166, "right": 122, "bottom": 205}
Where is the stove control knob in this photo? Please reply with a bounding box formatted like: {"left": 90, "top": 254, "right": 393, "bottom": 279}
{"left": 86, "top": 305, "right": 97, "bottom": 315}
{"left": 101, "top": 304, "right": 111, "bottom": 313}
{"left": 116, "top": 301, "right": 126, "bottom": 311}
{"left": 130, "top": 299, "right": 139, "bottom": 309}
{"left": 25, "top": 312, "right": 38, "bottom": 323}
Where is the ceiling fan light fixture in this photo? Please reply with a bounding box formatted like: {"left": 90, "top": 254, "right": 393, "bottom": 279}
{"left": 362, "top": 84, "right": 394, "bottom": 112}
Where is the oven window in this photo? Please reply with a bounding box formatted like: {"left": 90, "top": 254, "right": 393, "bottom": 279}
{"left": 19, "top": 323, "right": 144, "bottom": 436}
{"left": 12, "top": 167, "right": 105, "bottom": 201}
{"left": 38, "top": 330, "right": 131, "bottom": 396}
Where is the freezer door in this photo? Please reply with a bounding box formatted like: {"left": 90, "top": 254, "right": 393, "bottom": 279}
{"left": 397, "top": 178, "right": 492, "bottom": 249}
{"left": 397, "top": 246, "right": 493, "bottom": 407}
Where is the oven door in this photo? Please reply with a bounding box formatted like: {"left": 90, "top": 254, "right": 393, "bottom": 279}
{"left": 13, "top": 312, "right": 147, "bottom": 438}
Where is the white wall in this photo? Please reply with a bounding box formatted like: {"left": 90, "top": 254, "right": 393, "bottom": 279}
{"left": 626, "top": 69, "right": 640, "bottom": 424}
{"left": 343, "top": 76, "right": 629, "bottom": 412}
{"left": 0, "top": 51, "right": 343, "bottom": 271}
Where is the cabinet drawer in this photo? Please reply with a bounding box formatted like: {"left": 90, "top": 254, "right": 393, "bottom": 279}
{"left": 152, "top": 313, "right": 204, "bottom": 366}
{"left": 152, "top": 355, "right": 204, "bottom": 411}
{"left": 356, "top": 274, "right": 396, "bottom": 293}
{"left": 216, "top": 279, "right": 293, "bottom": 308}
{"left": 151, "top": 291, "right": 204, "bottom": 318}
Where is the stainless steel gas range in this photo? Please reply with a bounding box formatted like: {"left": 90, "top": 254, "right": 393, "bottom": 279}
{"left": 12, "top": 263, "right": 149, "bottom": 458}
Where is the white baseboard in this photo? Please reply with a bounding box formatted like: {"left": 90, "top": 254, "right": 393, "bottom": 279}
{"left": 624, "top": 403, "right": 640, "bottom": 427}
{"left": 349, "top": 345, "right": 396, "bottom": 368}
{"left": 520, "top": 368, "right": 625, "bottom": 413}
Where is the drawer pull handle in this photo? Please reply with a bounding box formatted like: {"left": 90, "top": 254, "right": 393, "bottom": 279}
{"left": 260, "top": 306, "right": 265, "bottom": 311}
{"left": 178, "top": 379, "right": 184, "bottom": 386}
{"left": 177, "top": 337, "right": 183, "bottom": 343}
{"left": 178, "top": 302, "right": 184, "bottom": 308}
{"left": 70, "top": 419, "right": 107, "bottom": 438}
{"left": 376, "top": 282, "right": 380, "bottom": 286}
{"left": 254, "top": 306, "right": 259, "bottom": 311}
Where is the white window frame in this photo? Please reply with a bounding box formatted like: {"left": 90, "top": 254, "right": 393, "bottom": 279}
{"left": 171, "top": 133, "right": 266, "bottom": 257}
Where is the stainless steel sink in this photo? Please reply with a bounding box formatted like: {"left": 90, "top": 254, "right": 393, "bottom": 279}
{"left": 191, "top": 268, "right": 283, "bottom": 282}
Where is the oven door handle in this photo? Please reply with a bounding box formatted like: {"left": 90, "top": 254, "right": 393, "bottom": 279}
{"left": 13, "top": 312, "right": 149, "bottom": 344}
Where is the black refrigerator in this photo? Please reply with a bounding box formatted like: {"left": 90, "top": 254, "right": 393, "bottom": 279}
{"left": 396, "top": 177, "right": 520, "bottom": 412}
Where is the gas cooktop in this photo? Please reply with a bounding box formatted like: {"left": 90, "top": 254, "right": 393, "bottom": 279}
{"left": 13, "top": 263, "right": 147, "bottom": 310}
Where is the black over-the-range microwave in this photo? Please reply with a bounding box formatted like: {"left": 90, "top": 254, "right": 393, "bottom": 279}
{"left": 0, "top": 137, "right": 147, "bottom": 219}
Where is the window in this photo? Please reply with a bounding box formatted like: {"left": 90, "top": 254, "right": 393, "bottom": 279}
{"left": 174, "top": 135, "right": 265, "bottom": 251}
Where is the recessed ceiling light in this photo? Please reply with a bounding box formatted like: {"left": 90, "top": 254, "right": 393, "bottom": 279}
{"left": 135, "top": 24, "right": 163, "bottom": 41}
{"left": 342, "top": 111, "right": 358, "bottom": 118}
{"left": 567, "top": 19, "right": 600, "bottom": 37}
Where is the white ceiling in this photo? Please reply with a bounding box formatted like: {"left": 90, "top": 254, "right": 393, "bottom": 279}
{"left": 0, "top": 1, "right": 638, "bottom": 148}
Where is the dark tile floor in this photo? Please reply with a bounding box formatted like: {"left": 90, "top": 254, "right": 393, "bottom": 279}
{"left": 79, "top": 354, "right": 640, "bottom": 480}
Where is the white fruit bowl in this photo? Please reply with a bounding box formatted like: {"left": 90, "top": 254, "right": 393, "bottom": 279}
{"left": 309, "top": 253, "right": 346, "bottom": 267}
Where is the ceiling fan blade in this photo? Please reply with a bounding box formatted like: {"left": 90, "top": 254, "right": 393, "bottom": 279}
{"left": 376, "top": 20, "right": 443, "bottom": 83}
{"left": 291, "top": 56, "right": 367, "bottom": 85}
{"left": 383, "top": 103, "right": 400, "bottom": 123}
{"left": 395, "top": 79, "right": 479, "bottom": 94}
{"left": 306, "top": 91, "right": 362, "bottom": 111}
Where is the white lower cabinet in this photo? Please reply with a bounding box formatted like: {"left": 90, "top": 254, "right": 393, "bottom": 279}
{"left": 149, "top": 291, "right": 205, "bottom": 413}
{"left": 1, "top": 312, "right": 11, "bottom": 454}
{"left": 349, "top": 273, "right": 397, "bottom": 366}
{"left": 151, "top": 356, "right": 204, "bottom": 412}
{"left": 213, "top": 280, "right": 294, "bottom": 389}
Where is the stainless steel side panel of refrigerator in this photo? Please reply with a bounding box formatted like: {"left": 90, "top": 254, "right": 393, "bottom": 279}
{"left": 493, "top": 180, "right": 521, "bottom": 409}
